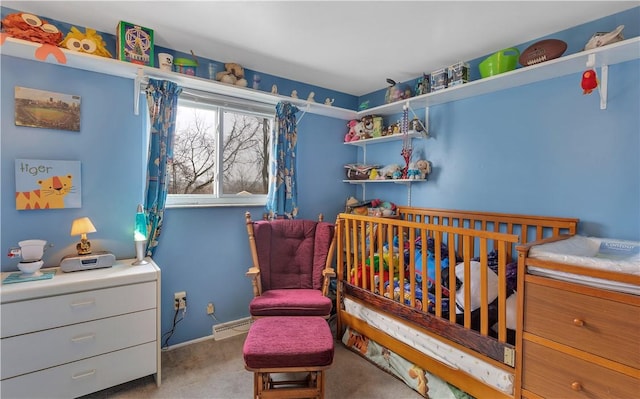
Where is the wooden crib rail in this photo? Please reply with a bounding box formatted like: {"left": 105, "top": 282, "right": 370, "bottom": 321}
{"left": 397, "top": 206, "right": 579, "bottom": 260}
{"left": 337, "top": 213, "right": 519, "bottom": 349}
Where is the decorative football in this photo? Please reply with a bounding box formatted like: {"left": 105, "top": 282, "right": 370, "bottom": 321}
{"left": 519, "top": 39, "right": 567, "bottom": 66}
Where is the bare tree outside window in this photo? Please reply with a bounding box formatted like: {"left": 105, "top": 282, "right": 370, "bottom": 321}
{"left": 170, "top": 107, "right": 217, "bottom": 194}
{"left": 168, "top": 101, "right": 272, "bottom": 204}
{"left": 222, "top": 111, "right": 270, "bottom": 195}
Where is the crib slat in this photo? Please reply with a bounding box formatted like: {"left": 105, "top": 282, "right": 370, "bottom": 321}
{"left": 480, "top": 240, "right": 489, "bottom": 336}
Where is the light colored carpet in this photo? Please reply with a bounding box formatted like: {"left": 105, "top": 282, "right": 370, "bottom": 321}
{"left": 81, "top": 332, "right": 422, "bottom": 399}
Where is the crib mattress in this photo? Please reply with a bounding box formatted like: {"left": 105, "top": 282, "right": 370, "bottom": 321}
{"left": 528, "top": 235, "right": 640, "bottom": 295}
{"left": 343, "top": 297, "right": 514, "bottom": 395}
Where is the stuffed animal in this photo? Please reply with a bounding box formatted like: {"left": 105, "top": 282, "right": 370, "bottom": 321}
{"left": 379, "top": 164, "right": 402, "bottom": 179}
{"left": 1, "top": 12, "right": 65, "bottom": 63}
{"left": 415, "top": 159, "right": 431, "bottom": 179}
{"left": 344, "top": 120, "right": 360, "bottom": 142}
{"left": 406, "top": 162, "right": 421, "bottom": 179}
{"left": 361, "top": 115, "right": 375, "bottom": 139}
{"left": 61, "top": 26, "right": 112, "bottom": 58}
{"left": 215, "top": 62, "right": 248, "bottom": 87}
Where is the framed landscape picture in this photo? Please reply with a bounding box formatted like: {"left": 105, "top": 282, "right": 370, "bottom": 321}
{"left": 15, "top": 86, "right": 81, "bottom": 132}
{"left": 15, "top": 159, "right": 82, "bottom": 210}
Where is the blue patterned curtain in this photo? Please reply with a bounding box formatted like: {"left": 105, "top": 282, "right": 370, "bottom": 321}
{"left": 143, "top": 79, "right": 182, "bottom": 256}
{"left": 265, "top": 102, "right": 298, "bottom": 219}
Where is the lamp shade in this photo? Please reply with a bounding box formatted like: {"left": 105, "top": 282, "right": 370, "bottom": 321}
{"left": 134, "top": 204, "right": 148, "bottom": 241}
{"left": 70, "top": 217, "right": 97, "bottom": 236}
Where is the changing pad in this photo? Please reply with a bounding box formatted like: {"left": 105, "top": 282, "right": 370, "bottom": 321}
{"left": 528, "top": 235, "right": 639, "bottom": 275}
{"left": 528, "top": 235, "right": 639, "bottom": 295}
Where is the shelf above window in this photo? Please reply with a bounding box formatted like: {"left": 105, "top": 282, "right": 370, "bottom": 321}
{"left": 1, "top": 37, "right": 357, "bottom": 120}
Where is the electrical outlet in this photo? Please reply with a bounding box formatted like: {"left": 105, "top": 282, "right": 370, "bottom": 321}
{"left": 174, "top": 291, "right": 187, "bottom": 310}
{"left": 207, "top": 302, "right": 214, "bottom": 315}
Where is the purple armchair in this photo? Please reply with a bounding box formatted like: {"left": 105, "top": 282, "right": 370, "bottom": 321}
{"left": 245, "top": 212, "right": 336, "bottom": 318}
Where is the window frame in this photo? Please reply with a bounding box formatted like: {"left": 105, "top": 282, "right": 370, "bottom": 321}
{"left": 166, "top": 91, "right": 275, "bottom": 208}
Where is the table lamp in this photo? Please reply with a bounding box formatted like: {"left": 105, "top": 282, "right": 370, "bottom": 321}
{"left": 133, "top": 204, "right": 149, "bottom": 265}
{"left": 71, "top": 217, "right": 97, "bottom": 255}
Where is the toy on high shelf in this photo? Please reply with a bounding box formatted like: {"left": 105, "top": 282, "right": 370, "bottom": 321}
{"left": 581, "top": 69, "right": 598, "bottom": 95}
{"left": 61, "top": 26, "right": 112, "bottom": 58}
{"left": 1, "top": 12, "right": 65, "bottom": 63}
{"left": 116, "top": 21, "right": 154, "bottom": 67}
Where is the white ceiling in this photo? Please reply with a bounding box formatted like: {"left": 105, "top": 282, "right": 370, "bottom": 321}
{"left": 4, "top": 1, "right": 638, "bottom": 96}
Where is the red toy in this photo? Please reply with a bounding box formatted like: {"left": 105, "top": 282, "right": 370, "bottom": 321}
{"left": 581, "top": 69, "right": 598, "bottom": 94}
{"left": 0, "top": 12, "right": 66, "bottom": 63}
{"left": 519, "top": 39, "right": 567, "bottom": 66}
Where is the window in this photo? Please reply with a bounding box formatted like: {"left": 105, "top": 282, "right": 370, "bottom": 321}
{"left": 166, "top": 91, "right": 274, "bottom": 207}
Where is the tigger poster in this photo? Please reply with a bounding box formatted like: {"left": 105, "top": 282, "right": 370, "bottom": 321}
{"left": 15, "top": 159, "right": 81, "bottom": 210}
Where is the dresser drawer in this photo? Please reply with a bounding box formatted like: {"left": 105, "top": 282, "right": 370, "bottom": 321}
{"left": 0, "top": 341, "right": 156, "bottom": 399}
{"left": 524, "top": 281, "right": 639, "bottom": 369}
{"left": 1, "top": 309, "right": 156, "bottom": 379}
{"left": 1, "top": 281, "right": 156, "bottom": 338}
{"left": 523, "top": 340, "right": 639, "bottom": 399}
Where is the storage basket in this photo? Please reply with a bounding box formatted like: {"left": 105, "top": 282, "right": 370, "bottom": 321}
{"left": 344, "top": 164, "right": 379, "bottom": 180}
{"left": 479, "top": 48, "right": 520, "bottom": 78}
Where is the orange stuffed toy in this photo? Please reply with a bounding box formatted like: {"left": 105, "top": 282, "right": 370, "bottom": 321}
{"left": 0, "top": 12, "right": 66, "bottom": 63}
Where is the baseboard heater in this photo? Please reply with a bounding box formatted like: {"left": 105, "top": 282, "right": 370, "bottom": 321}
{"left": 213, "top": 317, "right": 253, "bottom": 340}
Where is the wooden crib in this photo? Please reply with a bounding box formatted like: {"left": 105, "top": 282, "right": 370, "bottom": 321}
{"left": 335, "top": 207, "right": 578, "bottom": 399}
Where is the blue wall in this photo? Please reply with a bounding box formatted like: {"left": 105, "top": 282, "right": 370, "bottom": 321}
{"left": 363, "top": 59, "right": 639, "bottom": 240}
{"left": 0, "top": 54, "right": 354, "bottom": 345}
{"left": 1, "top": 6, "right": 638, "bottom": 346}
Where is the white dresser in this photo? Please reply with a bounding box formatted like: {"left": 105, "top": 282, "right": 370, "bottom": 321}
{"left": 0, "top": 258, "right": 161, "bottom": 398}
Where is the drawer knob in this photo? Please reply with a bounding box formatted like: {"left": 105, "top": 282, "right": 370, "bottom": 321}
{"left": 573, "top": 318, "right": 585, "bottom": 327}
{"left": 571, "top": 381, "right": 582, "bottom": 391}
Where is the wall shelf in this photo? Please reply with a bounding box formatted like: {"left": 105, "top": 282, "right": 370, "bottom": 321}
{"left": 358, "top": 36, "right": 640, "bottom": 118}
{"left": 4, "top": 36, "right": 638, "bottom": 120}
{"left": 1, "top": 37, "right": 357, "bottom": 120}
{"left": 343, "top": 179, "right": 426, "bottom": 184}
{"left": 344, "top": 131, "right": 425, "bottom": 147}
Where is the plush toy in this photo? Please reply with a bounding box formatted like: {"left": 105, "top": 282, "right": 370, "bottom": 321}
{"left": 1, "top": 12, "right": 65, "bottom": 63}
{"left": 379, "top": 164, "right": 402, "bottom": 179}
{"left": 215, "top": 62, "right": 248, "bottom": 87}
{"left": 370, "top": 198, "right": 397, "bottom": 216}
{"left": 415, "top": 159, "right": 431, "bottom": 179}
{"left": 61, "top": 26, "right": 112, "bottom": 58}
{"left": 344, "top": 120, "right": 360, "bottom": 142}
{"left": 361, "top": 115, "right": 375, "bottom": 139}
{"left": 581, "top": 69, "right": 598, "bottom": 94}
{"left": 406, "top": 162, "right": 421, "bottom": 179}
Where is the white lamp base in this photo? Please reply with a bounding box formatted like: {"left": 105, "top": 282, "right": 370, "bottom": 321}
{"left": 132, "top": 239, "right": 149, "bottom": 265}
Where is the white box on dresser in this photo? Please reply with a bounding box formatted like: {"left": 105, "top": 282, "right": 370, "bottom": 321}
{"left": 0, "top": 258, "right": 161, "bottom": 399}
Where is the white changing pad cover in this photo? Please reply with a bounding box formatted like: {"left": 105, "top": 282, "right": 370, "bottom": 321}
{"left": 343, "top": 297, "right": 514, "bottom": 395}
{"left": 528, "top": 235, "right": 640, "bottom": 295}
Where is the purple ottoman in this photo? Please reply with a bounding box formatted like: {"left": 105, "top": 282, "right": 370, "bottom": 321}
{"left": 243, "top": 316, "right": 334, "bottom": 398}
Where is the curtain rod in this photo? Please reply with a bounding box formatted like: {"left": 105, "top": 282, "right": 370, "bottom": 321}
{"left": 135, "top": 70, "right": 311, "bottom": 116}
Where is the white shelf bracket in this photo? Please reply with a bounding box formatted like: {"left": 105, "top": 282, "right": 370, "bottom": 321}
{"left": 586, "top": 54, "right": 607, "bottom": 110}
{"left": 599, "top": 64, "right": 608, "bottom": 110}
{"left": 134, "top": 68, "right": 143, "bottom": 115}
{"left": 424, "top": 106, "right": 429, "bottom": 137}
{"left": 405, "top": 101, "right": 429, "bottom": 136}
